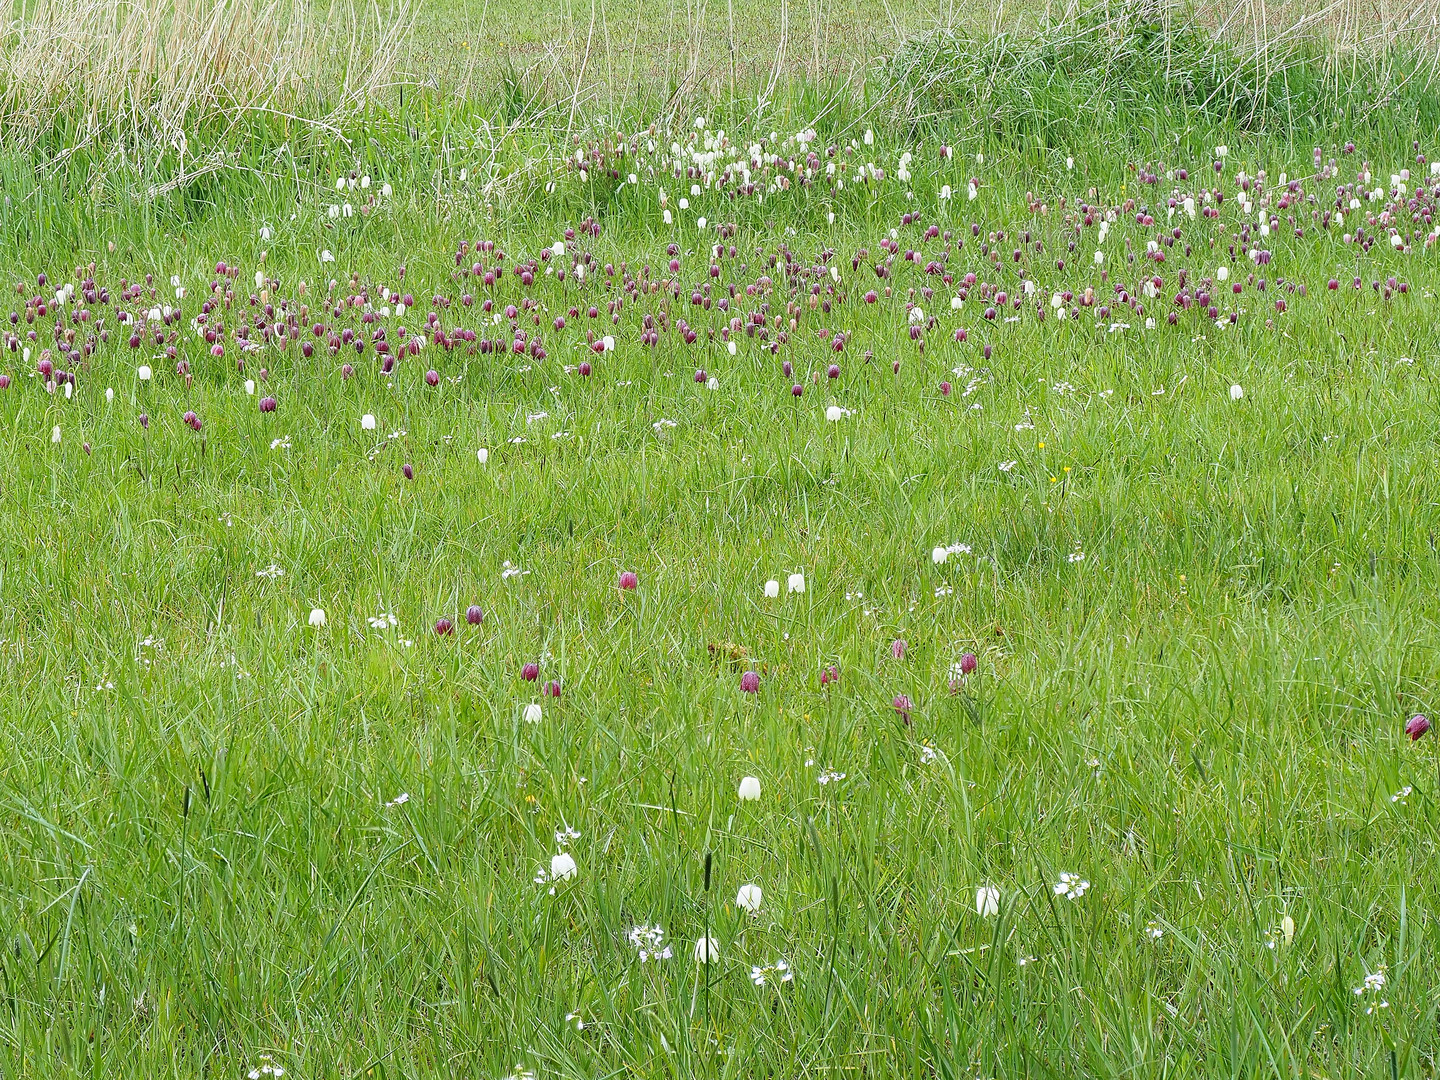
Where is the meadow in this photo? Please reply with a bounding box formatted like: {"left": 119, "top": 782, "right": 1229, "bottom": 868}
{"left": 2, "top": 0, "right": 1440, "bottom": 1075}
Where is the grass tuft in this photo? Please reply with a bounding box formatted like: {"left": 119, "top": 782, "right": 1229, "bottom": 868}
{"left": 885, "top": 0, "right": 1440, "bottom": 145}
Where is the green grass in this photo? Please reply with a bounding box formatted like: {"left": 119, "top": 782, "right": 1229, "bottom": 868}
{"left": 886, "top": 6, "right": 1440, "bottom": 144}
{"left": 3, "top": 2, "right": 1440, "bottom": 1074}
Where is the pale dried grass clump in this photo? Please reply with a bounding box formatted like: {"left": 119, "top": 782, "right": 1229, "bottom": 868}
{"left": 1203, "top": 0, "right": 1440, "bottom": 56}
{"left": 0, "top": 0, "right": 411, "bottom": 152}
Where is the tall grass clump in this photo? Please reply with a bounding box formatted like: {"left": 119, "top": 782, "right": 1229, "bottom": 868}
{"left": 0, "top": 0, "right": 411, "bottom": 163}
{"left": 884, "top": 0, "right": 1440, "bottom": 147}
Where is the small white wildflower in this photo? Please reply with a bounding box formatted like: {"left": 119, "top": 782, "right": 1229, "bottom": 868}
{"left": 735, "top": 884, "right": 762, "bottom": 914}
{"left": 975, "top": 885, "right": 1000, "bottom": 917}
{"left": 749, "top": 958, "right": 793, "bottom": 986}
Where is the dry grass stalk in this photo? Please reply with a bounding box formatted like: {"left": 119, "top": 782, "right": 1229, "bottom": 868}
{"left": 0, "top": 0, "right": 412, "bottom": 149}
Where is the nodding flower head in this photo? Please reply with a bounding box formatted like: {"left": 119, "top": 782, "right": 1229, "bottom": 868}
{"left": 740, "top": 670, "right": 760, "bottom": 694}
{"left": 543, "top": 679, "right": 562, "bottom": 698}
{"left": 522, "top": 662, "right": 539, "bottom": 681}
{"left": 1406, "top": 714, "right": 1431, "bottom": 741}
{"left": 466, "top": 605, "right": 484, "bottom": 625}
{"left": 259, "top": 396, "right": 277, "bottom": 413}
{"left": 892, "top": 693, "right": 913, "bottom": 723}
{"left": 434, "top": 617, "right": 454, "bottom": 636}
{"left": 618, "top": 570, "right": 639, "bottom": 590}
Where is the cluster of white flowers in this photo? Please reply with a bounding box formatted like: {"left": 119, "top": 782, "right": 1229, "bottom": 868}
{"left": 627, "top": 924, "right": 673, "bottom": 962}
{"left": 1353, "top": 968, "right": 1388, "bottom": 1013}
{"left": 762, "top": 573, "right": 805, "bottom": 597}
{"left": 931, "top": 542, "right": 972, "bottom": 564}
{"left": 749, "top": 958, "right": 793, "bottom": 986}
